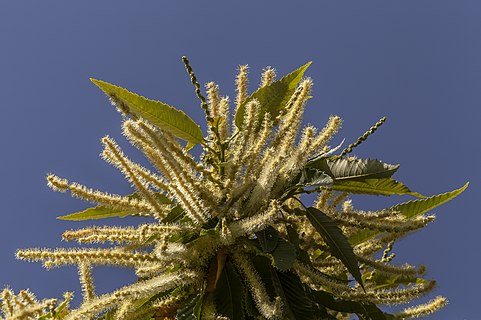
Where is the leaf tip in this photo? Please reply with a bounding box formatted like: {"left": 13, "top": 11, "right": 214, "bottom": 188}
{"left": 90, "top": 78, "right": 110, "bottom": 94}
{"left": 89, "top": 78, "right": 101, "bottom": 86}
{"left": 301, "top": 61, "right": 313, "bottom": 71}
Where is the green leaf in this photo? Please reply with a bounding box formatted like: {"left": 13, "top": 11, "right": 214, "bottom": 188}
{"left": 96, "top": 310, "right": 116, "bottom": 320}
{"left": 305, "top": 207, "right": 363, "bottom": 288}
{"left": 57, "top": 193, "right": 172, "bottom": 221}
{"left": 273, "top": 270, "right": 316, "bottom": 320}
{"left": 256, "top": 226, "right": 279, "bottom": 253}
{"left": 296, "top": 167, "right": 334, "bottom": 188}
{"left": 37, "top": 293, "right": 73, "bottom": 320}
{"left": 244, "top": 285, "right": 262, "bottom": 318}
{"left": 331, "top": 178, "right": 424, "bottom": 197}
{"left": 349, "top": 183, "right": 469, "bottom": 245}
{"left": 251, "top": 256, "right": 278, "bottom": 300}
{"left": 193, "top": 293, "right": 203, "bottom": 319}
{"left": 57, "top": 206, "right": 131, "bottom": 221}
{"left": 252, "top": 254, "right": 315, "bottom": 319}
{"left": 234, "top": 62, "right": 312, "bottom": 128}
{"left": 271, "top": 238, "right": 297, "bottom": 271}
{"left": 366, "top": 272, "right": 423, "bottom": 290}
{"left": 176, "top": 294, "right": 201, "bottom": 320}
{"left": 303, "top": 158, "right": 422, "bottom": 197}
{"left": 161, "top": 205, "right": 185, "bottom": 223}
{"left": 91, "top": 79, "right": 203, "bottom": 145}
{"left": 309, "top": 290, "right": 390, "bottom": 320}
{"left": 390, "top": 182, "right": 469, "bottom": 219}
{"left": 307, "top": 157, "right": 400, "bottom": 181}
{"left": 286, "top": 225, "right": 300, "bottom": 250}
{"left": 214, "top": 261, "right": 246, "bottom": 320}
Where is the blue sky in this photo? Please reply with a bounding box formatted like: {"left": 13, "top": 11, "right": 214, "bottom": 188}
{"left": 0, "top": 1, "right": 479, "bottom": 318}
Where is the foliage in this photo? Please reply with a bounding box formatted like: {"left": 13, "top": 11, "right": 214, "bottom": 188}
{"left": 1, "top": 58, "right": 466, "bottom": 320}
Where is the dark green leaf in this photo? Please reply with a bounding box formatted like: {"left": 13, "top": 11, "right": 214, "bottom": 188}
{"left": 91, "top": 79, "right": 204, "bottom": 144}
{"left": 214, "top": 261, "right": 246, "bottom": 320}
{"left": 202, "top": 217, "right": 219, "bottom": 230}
{"left": 273, "top": 271, "right": 316, "bottom": 320}
{"left": 307, "top": 157, "right": 399, "bottom": 181}
{"left": 271, "top": 238, "right": 297, "bottom": 271}
{"left": 256, "top": 226, "right": 279, "bottom": 253}
{"left": 176, "top": 294, "right": 201, "bottom": 320}
{"left": 234, "top": 62, "right": 311, "bottom": 128}
{"left": 331, "top": 178, "right": 424, "bottom": 197}
{"left": 252, "top": 254, "right": 315, "bottom": 319}
{"left": 244, "top": 286, "right": 262, "bottom": 318}
{"left": 286, "top": 225, "right": 300, "bottom": 250}
{"left": 296, "top": 167, "right": 334, "bottom": 188}
{"left": 251, "top": 256, "right": 278, "bottom": 300}
{"left": 305, "top": 207, "right": 363, "bottom": 289}
{"left": 309, "top": 290, "right": 389, "bottom": 320}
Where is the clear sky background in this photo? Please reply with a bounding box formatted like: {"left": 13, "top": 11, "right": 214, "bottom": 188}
{"left": 0, "top": 1, "right": 479, "bottom": 319}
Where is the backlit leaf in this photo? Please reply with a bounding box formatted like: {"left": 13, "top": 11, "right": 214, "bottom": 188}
{"left": 57, "top": 206, "right": 131, "bottom": 221}
{"left": 57, "top": 193, "right": 172, "bottom": 221}
{"left": 91, "top": 79, "right": 203, "bottom": 145}
{"left": 390, "top": 182, "right": 469, "bottom": 219}
{"left": 331, "top": 178, "right": 424, "bottom": 197}
{"left": 349, "top": 183, "right": 469, "bottom": 245}
{"left": 234, "top": 62, "right": 311, "bottom": 128}
{"left": 366, "top": 271, "right": 423, "bottom": 290}
{"left": 161, "top": 205, "right": 185, "bottom": 223}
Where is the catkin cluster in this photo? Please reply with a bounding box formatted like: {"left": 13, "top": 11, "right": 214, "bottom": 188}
{"left": 2, "top": 60, "right": 456, "bottom": 320}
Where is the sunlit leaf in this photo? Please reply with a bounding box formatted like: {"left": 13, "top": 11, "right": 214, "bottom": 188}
{"left": 234, "top": 62, "right": 312, "bottom": 128}
{"left": 366, "top": 271, "right": 423, "bottom": 290}
{"left": 57, "top": 206, "right": 131, "bottom": 221}
{"left": 91, "top": 79, "right": 203, "bottom": 144}
{"left": 390, "top": 182, "right": 469, "bottom": 219}
{"left": 57, "top": 193, "right": 172, "bottom": 221}
{"left": 161, "top": 205, "right": 185, "bottom": 223}
{"left": 349, "top": 183, "right": 469, "bottom": 245}
{"left": 331, "top": 178, "right": 424, "bottom": 197}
